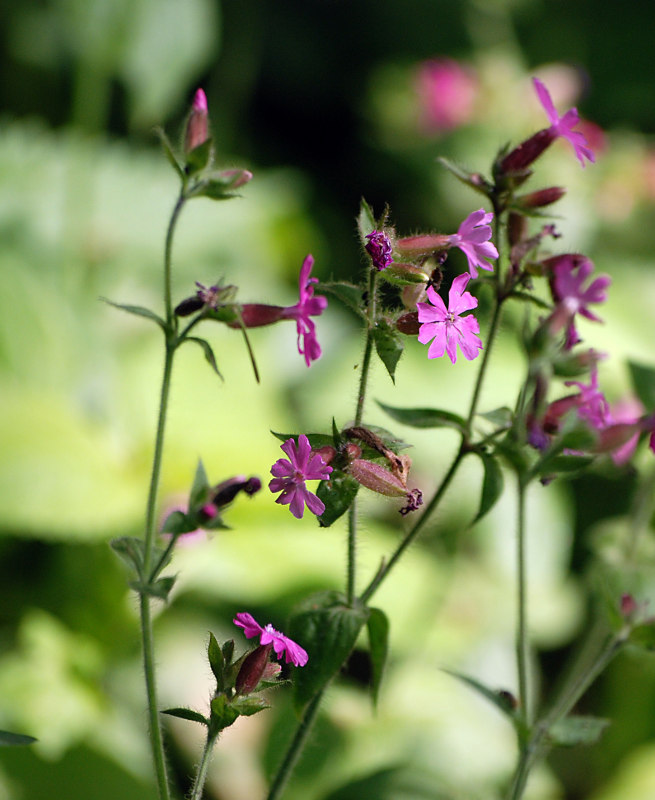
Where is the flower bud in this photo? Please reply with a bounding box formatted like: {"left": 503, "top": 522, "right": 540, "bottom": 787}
{"left": 396, "top": 311, "right": 421, "bottom": 335}
{"left": 214, "top": 168, "right": 253, "bottom": 189}
{"left": 229, "top": 304, "right": 286, "bottom": 328}
{"left": 518, "top": 186, "right": 566, "bottom": 209}
{"left": 211, "top": 475, "right": 261, "bottom": 508}
{"left": 499, "top": 128, "right": 556, "bottom": 174}
{"left": 621, "top": 593, "right": 638, "bottom": 620}
{"left": 507, "top": 212, "right": 528, "bottom": 248}
{"left": 349, "top": 459, "right": 407, "bottom": 497}
{"left": 235, "top": 644, "right": 273, "bottom": 695}
{"left": 395, "top": 234, "right": 450, "bottom": 257}
{"left": 344, "top": 443, "right": 362, "bottom": 461}
{"left": 185, "top": 88, "right": 210, "bottom": 152}
{"left": 315, "top": 445, "right": 337, "bottom": 465}
{"left": 401, "top": 283, "right": 428, "bottom": 310}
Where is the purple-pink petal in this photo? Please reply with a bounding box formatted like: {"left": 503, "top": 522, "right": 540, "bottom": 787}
{"left": 533, "top": 77, "right": 595, "bottom": 167}
{"left": 234, "top": 612, "right": 264, "bottom": 639}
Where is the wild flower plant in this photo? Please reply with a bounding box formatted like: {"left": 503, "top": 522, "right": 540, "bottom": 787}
{"left": 107, "top": 79, "right": 655, "bottom": 800}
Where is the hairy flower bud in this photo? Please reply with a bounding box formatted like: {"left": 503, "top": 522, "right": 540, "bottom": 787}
{"left": 518, "top": 186, "right": 566, "bottom": 209}
{"left": 235, "top": 644, "right": 273, "bottom": 695}
{"left": 349, "top": 459, "right": 408, "bottom": 497}
{"left": 499, "top": 128, "right": 556, "bottom": 174}
{"left": 395, "top": 234, "right": 450, "bottom": 257}
{"left": 185, "top": 88, "right": 210, "bottom": 152}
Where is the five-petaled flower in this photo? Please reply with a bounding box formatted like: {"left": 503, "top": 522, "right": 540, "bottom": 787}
{"left": 533, "top": 77, "right": 595, "bottom": 168}
{"left": 417, "top": 272, "right": 483, "bottom": 363}
{"left": 269, "top": 434, "right": 333, "bottom": 519}
{"left": 365, "top": 230, "right": 394, "bottom": 271}
{"left": 448, "top": 209, "right": 498, "bottom": 278}
{"left": 234, "top": 612, "right": 308, "bottom": 667}
{"left": 281, "top": 255, "right": 328, "bottom": 366}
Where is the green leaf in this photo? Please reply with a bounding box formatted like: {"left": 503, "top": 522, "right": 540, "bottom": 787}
{"left": 534, "top": 454, "right": 594, "bottom": 478}
{"left": 222, "top": 639, "right": 235, "bottom": 664}
{"left": 317, "top": 470, "right": 360, "bottom": 527}
{"left": 110, "top": 536, "right": 145, "bottom": 577}
{"left": 231, "top": 696, "right": 270, "bottom": 716}
{"left": 319, "top": 282, "right": 365, "bottom": 318}
{"left": 373, "top": 321, "right": 404, "bottom": 383}
{"left": 154, "top": 127, "right": 184, "bottom": 180}
{"left": 189, "top": 460, "right": 210, "bottom": 510}
{"left": 471, "top": 451, "right": 504, "bottom": 524}
{"left": 357, "top": 197, "right": 377, "bottom": 246}
{"left": 270, "top": 431, "right": 336, "bottom": 450}
{"left": 131, "top": 575, "right": 177, "bottom": 601}
{"left": 548, "top": 715, "right": 610, "bottom": 747}
{"left": 367, "top": 608, "right": 389, "bottom": 709}
{"left": 377, "top": 401, "right": 466, "bottom": 433}
{"left": 288, "top": 591, "right": 370, "bottom": 710}
{"left": 478, "top": 407, "right": 514, "bottom": 428}
{"left": 629, "top": 623, "right": 655, "bottom": 650}
{"left": 629, "top": 361, "right": 655, "bottom": 410}
{"left": 161, "top": 707, "right": 209, "bottom": 726}
{"left": 442, "top": 669, "right": 518, "bottom": 724}
{"left": 185, "top": 336, "right": 223, "bottom": 379}
{"left": 100, "top": 298, "right": 167, "bottom": 331}
{"left": 209, "top": 694, "right": 239, "bottom": 733}
{"left": 160, "top": 510, "right": 197, "bottom": 535}
{"left": 437, "top": 157, "right": 492, "bottom": 196}
{"left": 0, "top": 730, "right": 37, "bottom": 747}
{"left": 379, "top": 263, "right": 429, "bottom": 286}
{"left": 185, "top": 138, "right": 213, "bottom": 174}
{"left": 207, "top": 632, "right": 225, "bottom": 689}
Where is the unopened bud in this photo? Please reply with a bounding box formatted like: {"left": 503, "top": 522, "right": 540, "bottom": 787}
{"left": 215, "top": 168, "right": 253, "bottom": 189}
{"left": 344, "top": 443, "right": 362, "bottom": 461}
{"left": 396, "top": 311, "right": 421, "bottom": 335}
{"left": 518, "top": 186, "right": 566, "bottom": 209}
{"left": 499, "top": 128, "right": 556, "bottom": 173}
{"left": 395, "top": 234, "right": 450, "bottom": 257}
{"left": 401, "top": 283, "right": 428, "bottom": 310}
{"left": 229, "top": 304, "right": 286, "bottom": 328}
{"left": 508, "top": 212, "right": 527, "bottom": 247}
{"left": 349, "top": 459, "right": 407, "bottom": 497}
{"left": 185, "top": 88, "right": 210, "bottom": 152}
{"left": 211, "top": 475, "right": 262, "bottom": 508}
{"left": 621, "top": 593, "right": 638, "bottom": 619}
{"left": 315, "top": 446, "right": 337, "bottom": 465}
{"left": 235, "top": 644, "right": 272, "bottom": 695}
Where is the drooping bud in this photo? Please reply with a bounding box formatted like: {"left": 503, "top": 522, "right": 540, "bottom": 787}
{"left": 518, "top": 186, "right": 566, "bottom": 209}
{"left": 499, "top": 128, "right": 556, "bottom": 174}
{"left": 235, "top": 644, "right": 273, "bottom": 695}
{"left": 229, "top": 304, "right": 286, "bottom": 328}
{"left": 185, "top": 88, "right": 210, "bottom": 153}
{"left": 211, "top": 475, "right": 262, "bottom": 508}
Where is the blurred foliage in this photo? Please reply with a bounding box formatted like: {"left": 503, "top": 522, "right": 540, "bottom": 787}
{"left": 1, "top": 0, "right": 655, "bottom": 799}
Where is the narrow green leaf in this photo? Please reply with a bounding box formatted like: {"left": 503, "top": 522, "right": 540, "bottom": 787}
{"left": 288, "top": 591, "right": 370, "bottom": 710}
{"left": 366, "top": 608, "right": 389, "bottom": 709}
{"left": 185, "top": 337, "right": 223, "bottom": 379}
{"left": 160, "top": 510, "right": 196, "bottom": 535}
{"left": 161, "top": 707, "right": 209, "bottom": 726}
{"left": 471, "top": 451, "right": 504, "bottom": 524}
{"left": 154, "top": 127, "right": 184, "bottom": 180}
{"left": 270, "top": 431, "right": 335, "bottom": 450}
{"left": 208, "top": 633, "right": 225, "bottom": 689}
{"left": 377, "top": 401, "right": 466, "bottom": 433}
{"left": 317, "top": 471, "right": 360, "bottom": 527}
{"left": 222, "top": 639, "right": 235, "bottom": 664}
{"left": 373, "top": 322, "right": 404, "bottom": 384}
{"left": 478, "top": 407, "right": 514, "bottom": 428}
{"left": 189, "top": 460, "right": 210, "bottom": 510}
{"left": 437, "top": 157, "right": 492, "bottom": 196}
{"left": 628, "top": 361, "right": 655, "bottom": 410}
{"left": 319, "top": 282, "right": 365, "bottom": 318}
{"left": 357, "top": 197, "right": 377, "bottom": 245}
{"left": 100, "top": 298, "right": 166, "bottom": 331}
{"left": 548, "top": 715, "right": 610, "bottom": 747}
{"left": 0, "top": 730, "right": 37, "bottom": 747}
{"left": 185, "top": 138, "right": 213, "bottom": 174}
{"left": 442, "top": 668, "right": 518, "bottom": 724}
{"left": 110, "top": 537, "right": 145, "bottom": 577}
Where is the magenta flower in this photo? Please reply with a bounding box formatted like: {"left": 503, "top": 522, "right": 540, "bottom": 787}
{"left": 281, "top": 255, "right": 327, "bottom": 366}
{"left": 564, "top": 367, "right": 610, "bottom": 431}
{"left": 365, "top": 230, "right": 394, "bottom": 271}
{"left": 533, "top": 78, "right": 595, "bottom": 167}
{"left": 234, "top": 612, "right": 308, "bottom": 667}
{"left": 269, "top": 434, "right": 333, "bottom": 519}
{"left": 417, "top": 272, "right": 483, "bottom": 363}
{"left": 448, "top": 209, "right": 498, "bottom": 278}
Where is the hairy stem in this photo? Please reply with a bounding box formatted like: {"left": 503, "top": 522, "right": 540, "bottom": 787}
{"left": 515, "top": 474, "right": 529, "bottom": 728}
{"left": 189, "top": 730, "right": 220, "bottom": 800}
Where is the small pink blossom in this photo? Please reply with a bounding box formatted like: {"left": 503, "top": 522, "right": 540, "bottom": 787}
{"left": 564, "top": 368, "right": 610, "bottom": 431}
{"left": 269, "top": 434, "right": 332, "bottom": 519}
{"left": 533, "top": 77, "right": 595, "bottom": 167}
{"left": 605, "top": 397, "right": 645, "bottom": 465}
{"left": 417, "top": 273, "right": 483, "bottom": 363}
{"left": 415, "top": 59, "right": 478, "bottom": 133}
{"left": 448, "top": 209, "right": 498, "bottom": 278}
{"left": 185, "top": 88, "right": 209, "bottom": 152}
{"left": 281, "top": 255, "right": 327, "bottom": 366}
{"left": 234, "top": 612, "right": 308, "bottom": 667}
{"left": 365, "top": 230, "right": 394, "bottom": 271}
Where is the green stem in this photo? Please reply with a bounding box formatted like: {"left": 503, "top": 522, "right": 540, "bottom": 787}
{"left": 515, "top": 474, "right": 529, "bottom": 728}
{"left": 346, "top": 500, "right": 358, "bottom": 606}
{"left": 465, "top": 295, "right": 504, "bottom": 436}
{"left": 164, "top": 193, "right": 186, "bottom": 326}
{"left": 189, "top": 730, "right": 220, "bottom": 800}
{"left": 266, "top": 691, "right": 324, "bottom": 800}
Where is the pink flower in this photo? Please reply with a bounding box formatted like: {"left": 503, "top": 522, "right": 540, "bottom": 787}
{"left": 365, "top": 230, "right": 394, "bottom": 271}
{"left": 564, "top": 367, "right": 610, "bottom": 431}
{"left": 185, "top": 88, "right": 209, "bottom": 152}
{"left": 533, "top": 78, "right": 595, "bottom": 167}
{"left": 234, "top": 612, "right": 308, "bottom": 667}
{"left": 281, "top": 255, "right": 327, "bottom": 366}
{"left": 415, "top": 59, "right": 478, "bottom": 133}
{"left": 417, "top": 272, "right": 483, "bottom": 363}
{"left": 269, "top": 434, "right": 333, "bottom": 519}
{"left": 448, "top": 209, "right": 498, "bottom": 278}
{"left": 605, "top": 397, "right": 645, "bottom": 465}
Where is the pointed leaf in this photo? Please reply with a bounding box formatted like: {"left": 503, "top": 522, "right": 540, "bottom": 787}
{"left": 185, "top": 138, "right": 212, "bottom": 174}
{"left": 471, "top": 451, "right": 504, "bottom": 524}
{"left": 189, "top": 460, "right": 210, "bottom": 510}
{"left": 0, "top": 730, "right": 37, "bottom": 747}
{"left": 100, "top": 298, "right": 167, "bottom": 331}
{"left": 185, "top": 337, "right": 223, "bottom": 379}
{"left": 131, "top": 575, "right": 177, "bottom": 601}
{"left": 208, "top": 632, "right": 225, "bottom": 689}
{"left": 437, "top": 157, "right": 492, "bottom": 196}
{"left": 442, "top": 668, "right": 518, "bottom": 723}
{"left": 628, "top": 361, "right": 655, "bottom": 411}
{"left": 154, "top": 127, "right": 184, "bottom": 180}
{"left": 110, "top": 537, "right": 145, "bottom": 577}
{"left": 317, "top": 470, "right": 360, "bottom": 528}
{"left": 319, "top": 282, "right": 365, "bottom": 318}
{"left": 270, "top": 432, "right": 336, "bottom": 450}
{"left": 160, "top": 510, "right": 196, "bottom": 535}
{"left": 161, "top": 707, "right": 209, "bottom": 726}
{"left": 373, "top": 321, "right": 404, "bottom": 383}
{"left": 209, "top": 694, "right": 239, "bottom": 733}
{"left": 357, "top": 197, "right": 377, "bottom": 245}
{"left": 377, "top": 401, "right": 466, "bottom": 433}
{"left": 478, "top": 407, "right": 514, "bottom": 428}
{"left": 288, "top": 591, "right": 370, "bottom": 709}
{"left": 548, "top": 715, "right": 610, "bottom": 747}
{"left": 366, "top": 608, "right": 389, "bottom": 708}
{"left": 222, "top": 639, "right": 235, "bottom": 664}
{"left": 231, "top": 696, "right": 270, "bottom": 716}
